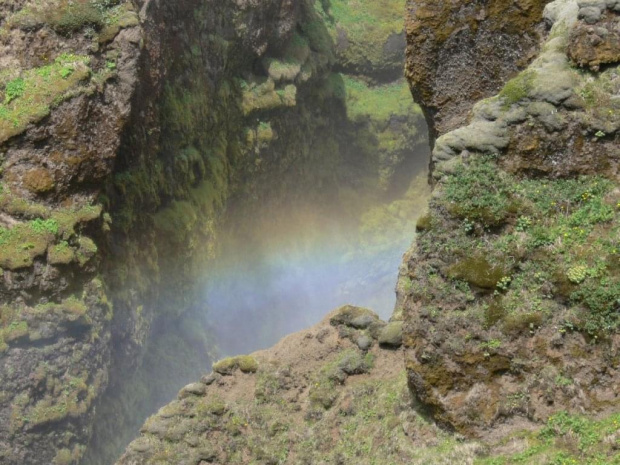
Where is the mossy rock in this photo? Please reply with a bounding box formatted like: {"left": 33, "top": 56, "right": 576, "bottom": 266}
{"left": 22, "top": 167, "right": 55, "bottom": 193}
{"left": 76, "top": 236, "right": 98, "bottom": 266}
{"left": 213, "top": 355, "right": 259, "bottom": 375}
{"left": 330, "top": 305, "right": 379, "bottom": 328}
{"left": 0, "top": 221, "right": 56, "bottom": 270}
{"left": 0, "top": 54, "right": 91, "bottom": 143}
{"left": 378, "top": 321, "right": 403, "bottom": 347}
{"left": 197, "top": 397, "right": 227, "bottom": 416}
{"left": 45, "top": 0, "right": 105, "bottom": 34}
{"left": 416, "top": 212, "right": 432, "bottom": 231}
{"left": 47, "top": 242, "right": 75, "bottom": 265}
{"left": 499, "top": 70, "right": 536, "bottom": 107}
{"left": 448, "top": 255, "right": 507, "bottom": 290}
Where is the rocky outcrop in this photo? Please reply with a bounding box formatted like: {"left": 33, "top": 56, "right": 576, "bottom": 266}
{"left": 402, "top": 0, "right": 620, "bottom": 439}
{"left": 404, "top": 0, "right": 553, "bottom": 146}
{"left": 115, "top": 306, "right": 447, "bottom": 465}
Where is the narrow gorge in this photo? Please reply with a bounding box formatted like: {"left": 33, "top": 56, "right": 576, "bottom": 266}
{"left": 1, "top": 0, "right": 619, "bottom": 464}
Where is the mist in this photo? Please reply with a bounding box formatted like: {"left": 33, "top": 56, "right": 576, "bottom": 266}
{"left": 201, "top": 162, "right": 431, "bottom": 357}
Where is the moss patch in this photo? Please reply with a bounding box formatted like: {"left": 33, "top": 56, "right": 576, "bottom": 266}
{"left": 0, "top": 54, "right": 91, "bottom": 143}
{"left": 213, "top": 355, "right": 259, "bottom": 375}
{"left": 314, "top": 0, "right": 407, "bottom": 75}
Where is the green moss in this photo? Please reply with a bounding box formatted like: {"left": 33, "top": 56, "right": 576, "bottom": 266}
{"left": 343, "top": 76, "right": 421, "bottom": 123}
{"left": 313, "top": 0, "right": 406, "bottom": 73}
{"left": 264, "top": 59, "right": 302, "bottom": 82}
{"left": 477, "top": 411, "right": 620, "bottom": 464}
{"left": 237, "top": 355, "right": 259, "bottom": 373}
{"left": 46, "top": 0, "right": 105, "bottom": 34}
{"left": 53, "top": 204, "right": 102, "bottom": 238}
{"left": 48, "top": 241, "right": 75, "bottom": 265}
{"left": 240, "top": 78, "right": 297, "bottom": 115}
{"left": 197, "top": 397, "right": 227, "bottom": 416}
{"left": 416, "top": 212, "right": 432, "bottom": 232}
{"left": 0, "top": 54, "right": 91, "bottom": 143}
{"left": 74, "top": 237, "right": 96, "bottom": 266}
{"left": 97, "top": 3, "right": 139, "bottom": 43}
{"left": 442, "top": 156, "right": 518, "bottom": 227}
{"left": 419, "top": 154, "right": 620, "bottom": 338}
{"left": 499, "top": 70, "right": 536, "bottom": 107}
{"left": 309, "top": 349, "right": 373, "bottom": 410}
{"left": 448, "top": 255, "right": 507, "bottom": 289}
{"left": 213, "top": 355, "right": 259, "bottom": 375}
{"left": 10, "top": 370, "right": 102, "bottom": 433}
{"left": 0, "top": 221, "right": 56, "bottom": 270}
{"left": 54, "top": 445, "right": 85, "bottom": 465}
{"left": 153, "top": 201, "right": 198, "bottom": 244}
{"left": 4, "top": 320, "right": 28, "bottom": 342}
{"left": 0, "top": 202, "right": 100, "bottom": 270}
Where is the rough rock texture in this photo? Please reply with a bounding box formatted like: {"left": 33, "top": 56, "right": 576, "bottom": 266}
{"left": 404, "top": 0, "right": 553, "bottom": 146}
{"left": 0, "top": 1, "right": 141, "bottom": 462}
{"left": 401, "top": 0, "right": 620, "bottom": 439}
{"left": 569, "top": 0, "right": 620, "bottom": 70}
{"left": 111, "top": 0, "right": 620, "bottom": 462}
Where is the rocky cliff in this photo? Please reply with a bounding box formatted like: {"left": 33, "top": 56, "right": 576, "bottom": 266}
{"left": 0, "top": 0, "right": 427, "bottom": 463}
{"left": 401, "top": 0, "right": 620, "bottom": 451}
{"left": 405, "top": 0, "right": 552, "bottom": 146}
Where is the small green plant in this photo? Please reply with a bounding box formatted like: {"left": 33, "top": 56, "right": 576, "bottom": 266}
{"left": 496, "top": 276, "right": 512, "bottom": 292}
{"left": 59, "top": 66, "right": 74, "bottom": 79}
{"left": 499, "top": 70, "right": 535, "bottom": 106}
{"left": 4, "top": 78, "right": 25, "bottom": 103}
{"left": 105, "top": 61, "right": 116, "bottom": 70}
{"left": 594, "top": 130, "right": 605, "bottom": 139}
{"left": 462, "top": 218, "right": 474, "bottom": 234}
{"left": 516, "top": 215, "right": 532, "bottom": 232}
{"left": 30, "top": 219, "right": 59, "bottom": 235}
{"left": 480, "top": 339, "right": 502, "bottom": 352}
{"left": 566, "top": 265, "right": 588, "bottom": 284}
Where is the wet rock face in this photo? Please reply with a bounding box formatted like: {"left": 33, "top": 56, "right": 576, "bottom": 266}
{"left": 402, "top": 0, "right": 620, "bottom": 437}
{"left": 404, "top": 0, "right": 552, "bottom": 144}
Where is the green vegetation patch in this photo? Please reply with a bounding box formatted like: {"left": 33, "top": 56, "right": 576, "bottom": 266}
{"left": 442, "top": 156, "right": 519, "bottom": 227}
{"left": 476, "top": 411, "right": 620, "bottom": 464}
{"left": 0, "top": 54, "right": 91, "bottom": 143}
{"left": 499, "top": 69, "right": 536, "bottom": 107}
{"left": 313, "top": 0, "right": 406, "bottom": 72}
{"left": 240, "top": 78, "right": 297, "bottom": 115}
{"left": 10, "top": 371, "right": 103, "bottom": 433}
{"left": 343, "top": 76, "right": 421, "bottom": 123}
{"left": 0, "top": 188, "right": 100, "bottom": 270}
{"left": 213, "top": 355, "right": 259, "bottom": 375}
{"left": 417, "top": 154, "right": 620, "bottom": 338}
{"left": 0, "top": 220, "right": 58, "bottom": 269}
{"left": 309, "top": 349, "right": 374, "bottom": 409}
